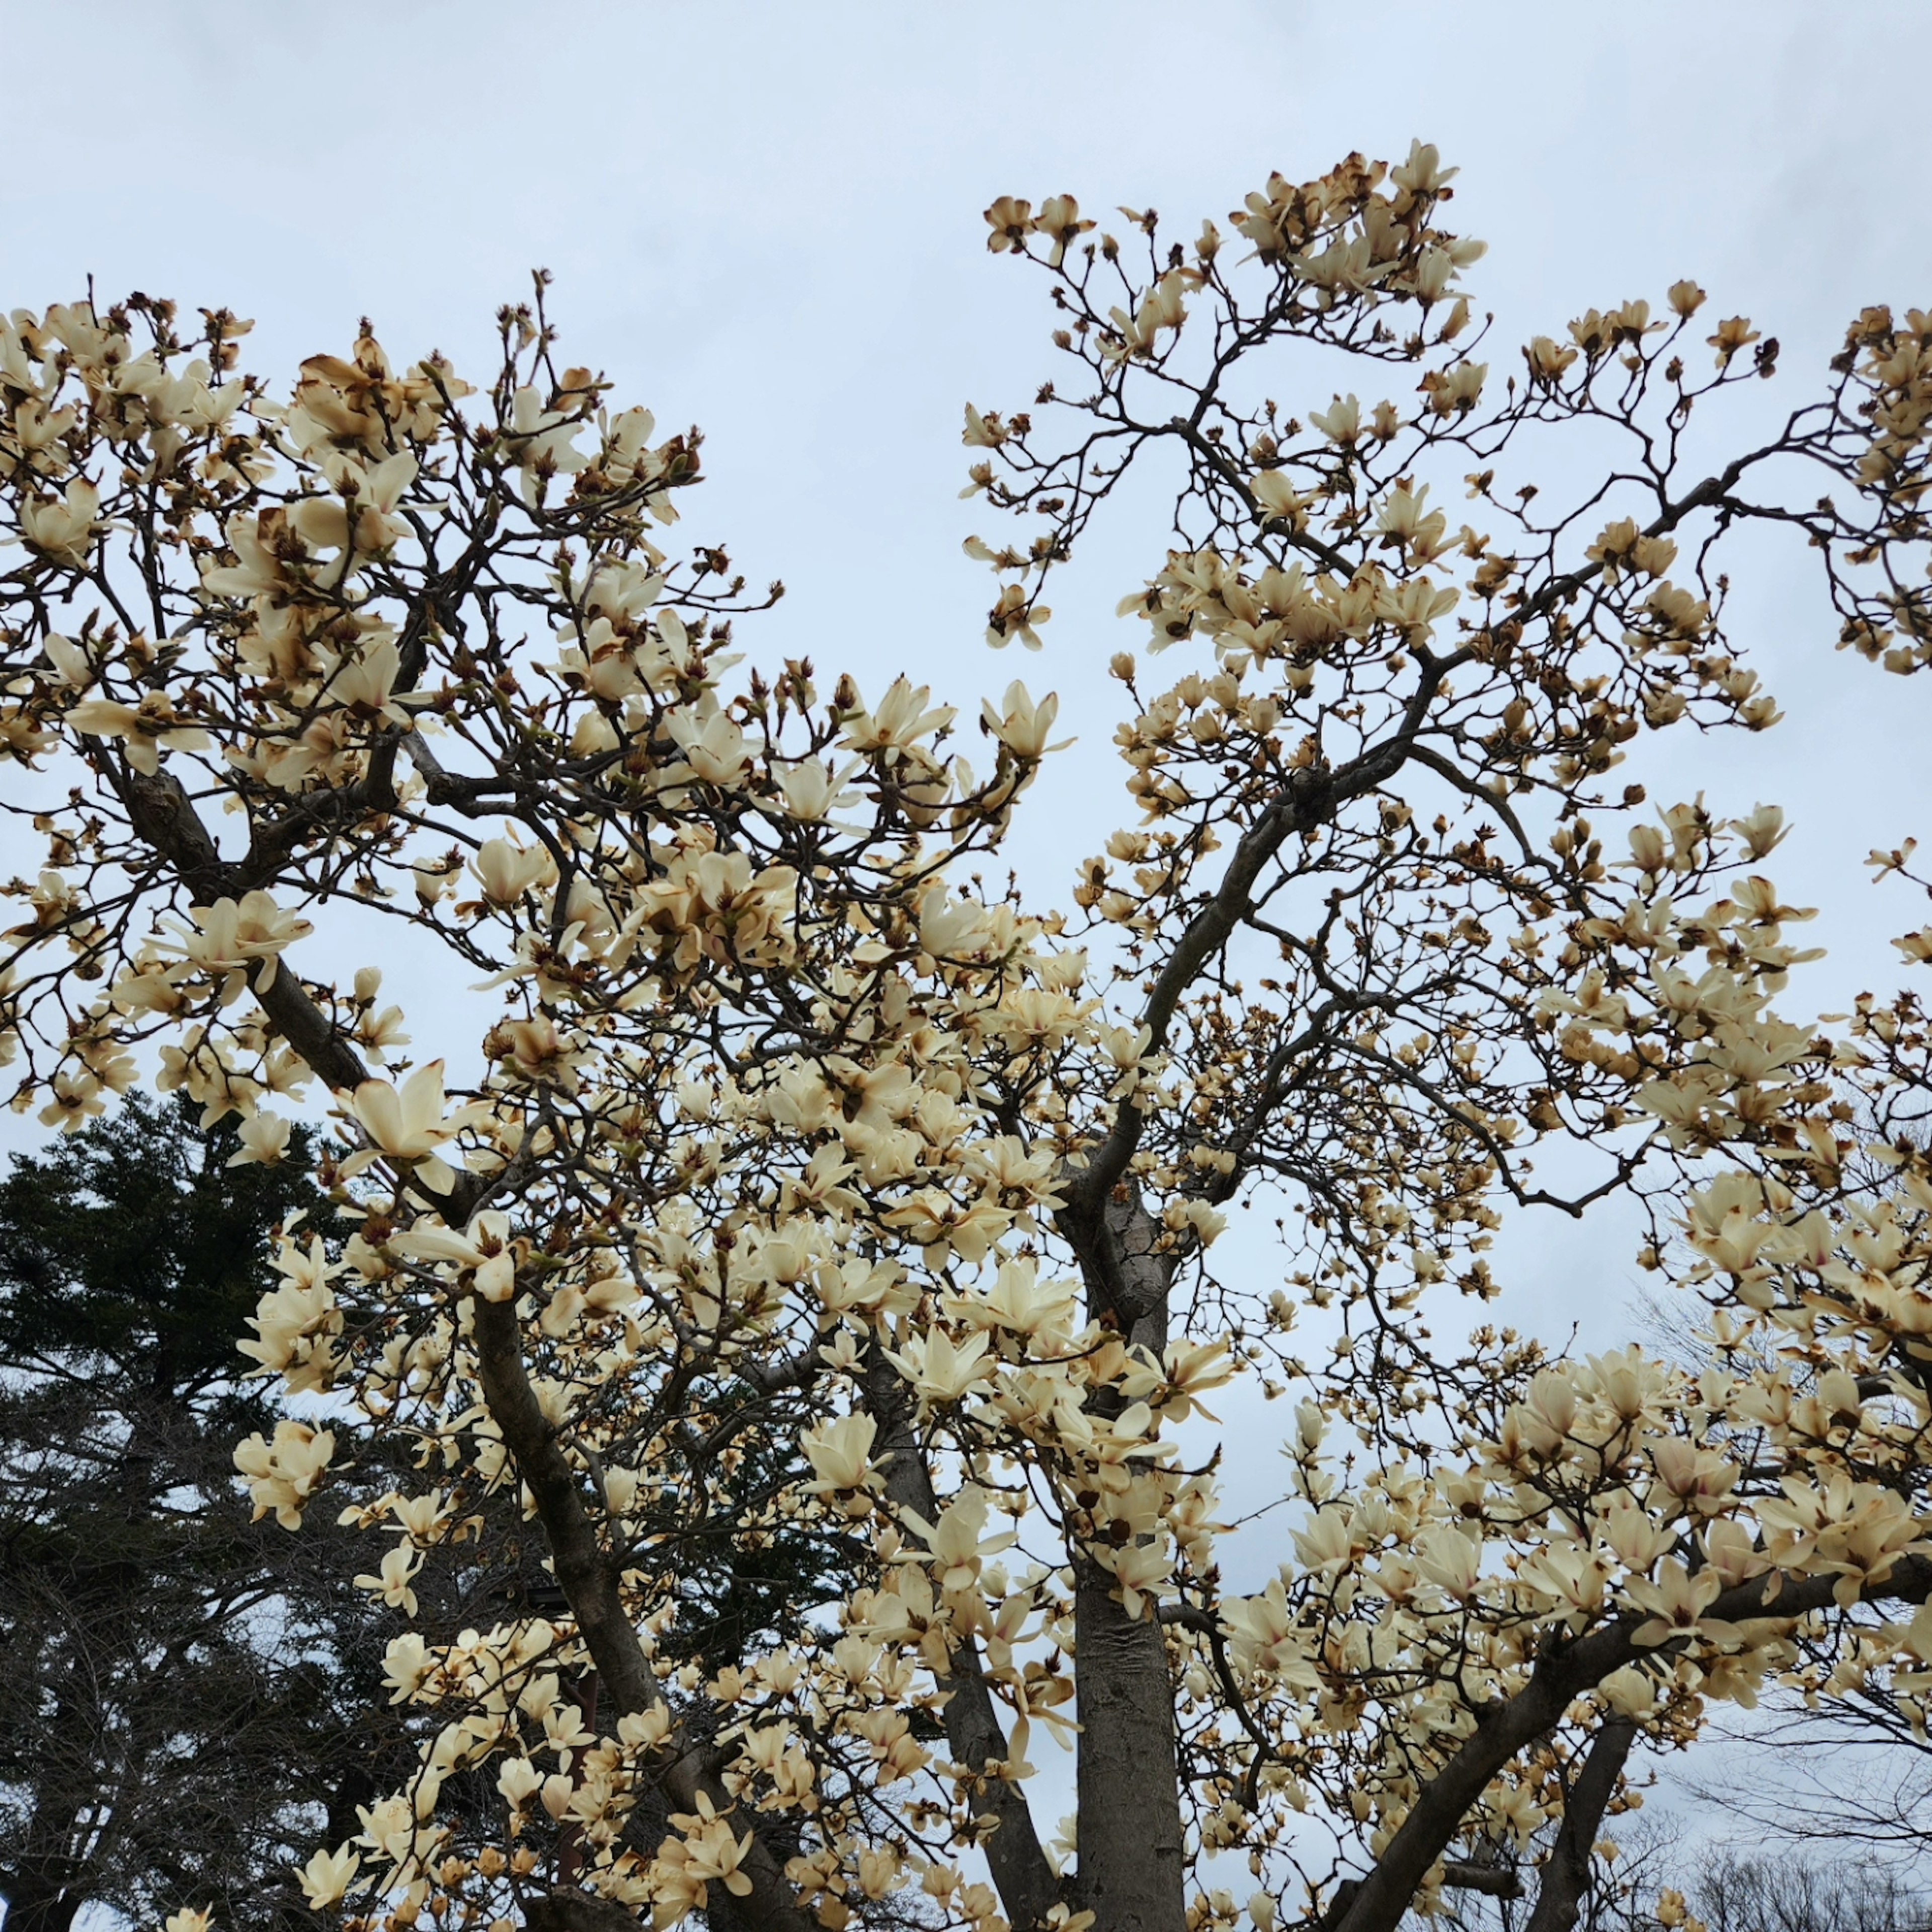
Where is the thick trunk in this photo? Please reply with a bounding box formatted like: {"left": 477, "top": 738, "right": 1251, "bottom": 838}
{"left": 2, "top": 1888, "right": 83, "bottom": 1932}
{"left": 3, "top": 1736, "right": 91, "bottom": 1932}
{"left": 2, "top": 1817, "right": 86, "bottom": 1932}
{"left": 525, "top": 1889, "right": 647, "bottom": 1932}
{"left": 1071, "top": 1560, "right": 1186, "bottom": 1932}
{"left": 1063, "top": 1190, "right": 1187, "bottom": 1932}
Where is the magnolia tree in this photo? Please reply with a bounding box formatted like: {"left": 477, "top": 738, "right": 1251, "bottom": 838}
{"left": 2, "top": 143, "right": 1930, "bottom": 1932}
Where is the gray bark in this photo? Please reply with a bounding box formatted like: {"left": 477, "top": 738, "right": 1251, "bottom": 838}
{"left": 525, "top": 1887, "right": 648, "bottom": 1932}
{"left": 1071, "top": 1558, "right": 1186, "bottom": 1930}
{"left": 1060, "top": 1189, "right": 1187, "bottom": 1932}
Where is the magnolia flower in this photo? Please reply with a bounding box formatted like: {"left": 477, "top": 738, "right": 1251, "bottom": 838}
{"left": 841, "top": 677, "right": 956, "bottom": 760}
{"left": 391, "top": 1207, "right": 518, "bottom": 1301}
{"left": 39, "top": 631, "right": 93, "bottom": 688}
{"left": 1292, "top": 1507, "right": 1357, "bottom": 1574}
{"left": 1036, "top": 193, "right": 1094, "bottom": 267}
{"left": 919, "top": 890, "right": 1001, "bottom": 961}
{"left": 983, "top": 195, "right": 1033, "bottom": 253}
{"left": 199, "top": 509, "right": 298, "bottom": 600}
{"left": 159, "top": 891, "right": 312, "bottom": 1001}
{"left": 981, "top": 681, "right": 1072, "bottom": 760}
{"left": 884, "top": 1327, "right": 992, "bottom": 1405}
{"left": 986, "top": 582, "right": 1050, "bottom": 651}
{"left": 288, "top": 451, "right": 416, "bottom": 560}
{"left": 1250, "top": 470, "right": 1314, "bottom": 527}
{"left": 353, "top": 1790, "right": 436, "bottom": 1868}
{"left": 1730, "top": 803, "right": 1788, "bottom": 859}
{"left": 948, "top": 1259, "right": 1077, "bottom": 1343}
{"left": 298, "top": 1845, "right": 361, "bottom": 1910}
{"left": 1415, "top": 1527, "right": 1484, "bottom": 1600}
{"left": 234, "top": 1419, "right": 335, "bottom": 1528}
{"left": 1709, "top": 314, "right": 1762, "bottom": 367}
{"left": 1096, "top": 1539, "right": 1174, "bottom": 1622}
{"left": 20, "top": 476, "right": 100, "bottom": 565}
{"left": 1623, "top": 1558, "right": 1741, "bottom": 1650}
{"left": 337, "top": 1060, "right": 487, "bottom": 1189}
{"left": 603, "top": 402, "right": 659, "bottom": 471}
{"left": 355, "top": 1542, "right": 424, "bottom": 1615}
{"left": 237, "top": 1241, "right": 341, "bottom": 1389}
{"left": 1310, "top": 393, "right": 1362, "bottom": 445}
{"left": 668, "top": 704, "right": 751, "bottom": 785}
{"left": 381, "top": 1632, "right": 433, "bottom": 1704}
{"left": 655, "top": 1793, "right": 757, "bottom": 1915}
{"left": 9, "top": 395, "right": 79, "bottom": 479}
{"left": 317, "top": 629, "right": 422, "bottom": 726}
{"left": 1157, "top": 1339, "right": 1234, "bottom": 1423}
{"left": 899, "top": 1485, "right": 1017, "bottom": 1595}
{"left": 1526, "top": 335, "right": 1580, "bottom": 383}
{"left": 1374, "top": 482, "right": 1448, "bottom": 562}
{"left": 1424, "top": 359, "right": 1487, "bottom": 416}
{"left": 65, "top": 690, "right": 212, "bottom": 774}
{"left": 963, "top": 403, "right": 1009, "bottom": 447}
{"left": 1106, "top": 270, "right": 1192, "bottom": 358}
{"left": 1599, "top": 1665, "right": 1661, "bottom": 1719}
{"left": 504, "top": 383, "right": 590, "bottom": 499}
{"left": 471, "top": 835, "right": 556, "bottom": 906}
{"left": 1393, "top": 138, "right": 1458, "bottom": 199}
{"left": 801, "top": 1412, "right": 879, "bottom": 1497}
{"left": 776, "top": 756, "right": 857, "bottom": 821}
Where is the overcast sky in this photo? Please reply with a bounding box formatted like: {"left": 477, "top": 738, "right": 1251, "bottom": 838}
{"left": 6, "top": 1, "right": 1928, "bottom": 1898}
{"left": 5, "top": 0, "right": 1926, "bottom": 1302}
{"left": 6, "top": 0, "right": 1926, "bottom": 1358}
{"left": 8, "top": 0, "right": 1923, "bottom": 1248}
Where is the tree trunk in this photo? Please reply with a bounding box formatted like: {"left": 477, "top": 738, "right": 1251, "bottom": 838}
{"left": 1064, "top": 1190, "right": 1187, "bottom": 1932}
{"left": 1071, "top": 1559, "right": 1186, "bottom": 1931}
{"left": 2, "top": 1733, "right": 91, "bottom": 1932}
{"left": 2, "top": 1812, "right": 86, "bottom": 1932}
{"left": 2, "top": 1888, "right": 84, "bottom": 1932}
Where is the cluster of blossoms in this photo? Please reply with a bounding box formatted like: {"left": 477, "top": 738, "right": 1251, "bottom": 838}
{"left": 3, "top": 144, "right": 1929, "bottom": 1932}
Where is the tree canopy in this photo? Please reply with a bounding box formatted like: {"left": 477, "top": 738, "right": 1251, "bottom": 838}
{"left": 0, "top": 142, "right": 1929, "bottom": 1932}
{"left": 0, "top": 1097, "right": 378, "bottom": 1930}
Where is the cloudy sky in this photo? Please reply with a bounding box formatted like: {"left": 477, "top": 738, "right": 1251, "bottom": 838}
{"left": 9, "top": 0, "right": 1926, "bottom": 1270}
{"left": 6, "top": 0, "right": 1927, "bottom": 1895}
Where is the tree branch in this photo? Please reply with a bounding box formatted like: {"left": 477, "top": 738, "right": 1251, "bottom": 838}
{"left": 105, "top": 749, "right": 813, "bottom": 1932}
{"left": 1332, "top": 1556, "right": 1932, "bottom": 1932}
{"left": 1524, "top": 1717, "right": 1636, "bottom": 1932}
{"left": 860, "top": 1348, "right": 1062, "bottom": 1931}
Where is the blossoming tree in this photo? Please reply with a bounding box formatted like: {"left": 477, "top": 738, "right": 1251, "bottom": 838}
{"left": 2, "top": 143, "right": 1930, "bottom": 1932}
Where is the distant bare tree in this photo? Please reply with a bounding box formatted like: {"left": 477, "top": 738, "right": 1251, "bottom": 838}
{"left": 1689, "top": 1846, "right": 1928, "bottom": 1932}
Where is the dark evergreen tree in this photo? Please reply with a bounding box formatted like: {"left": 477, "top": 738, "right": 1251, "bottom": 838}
{"left": 0, "top": 1095, "right": 403, "bottom": 1930}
